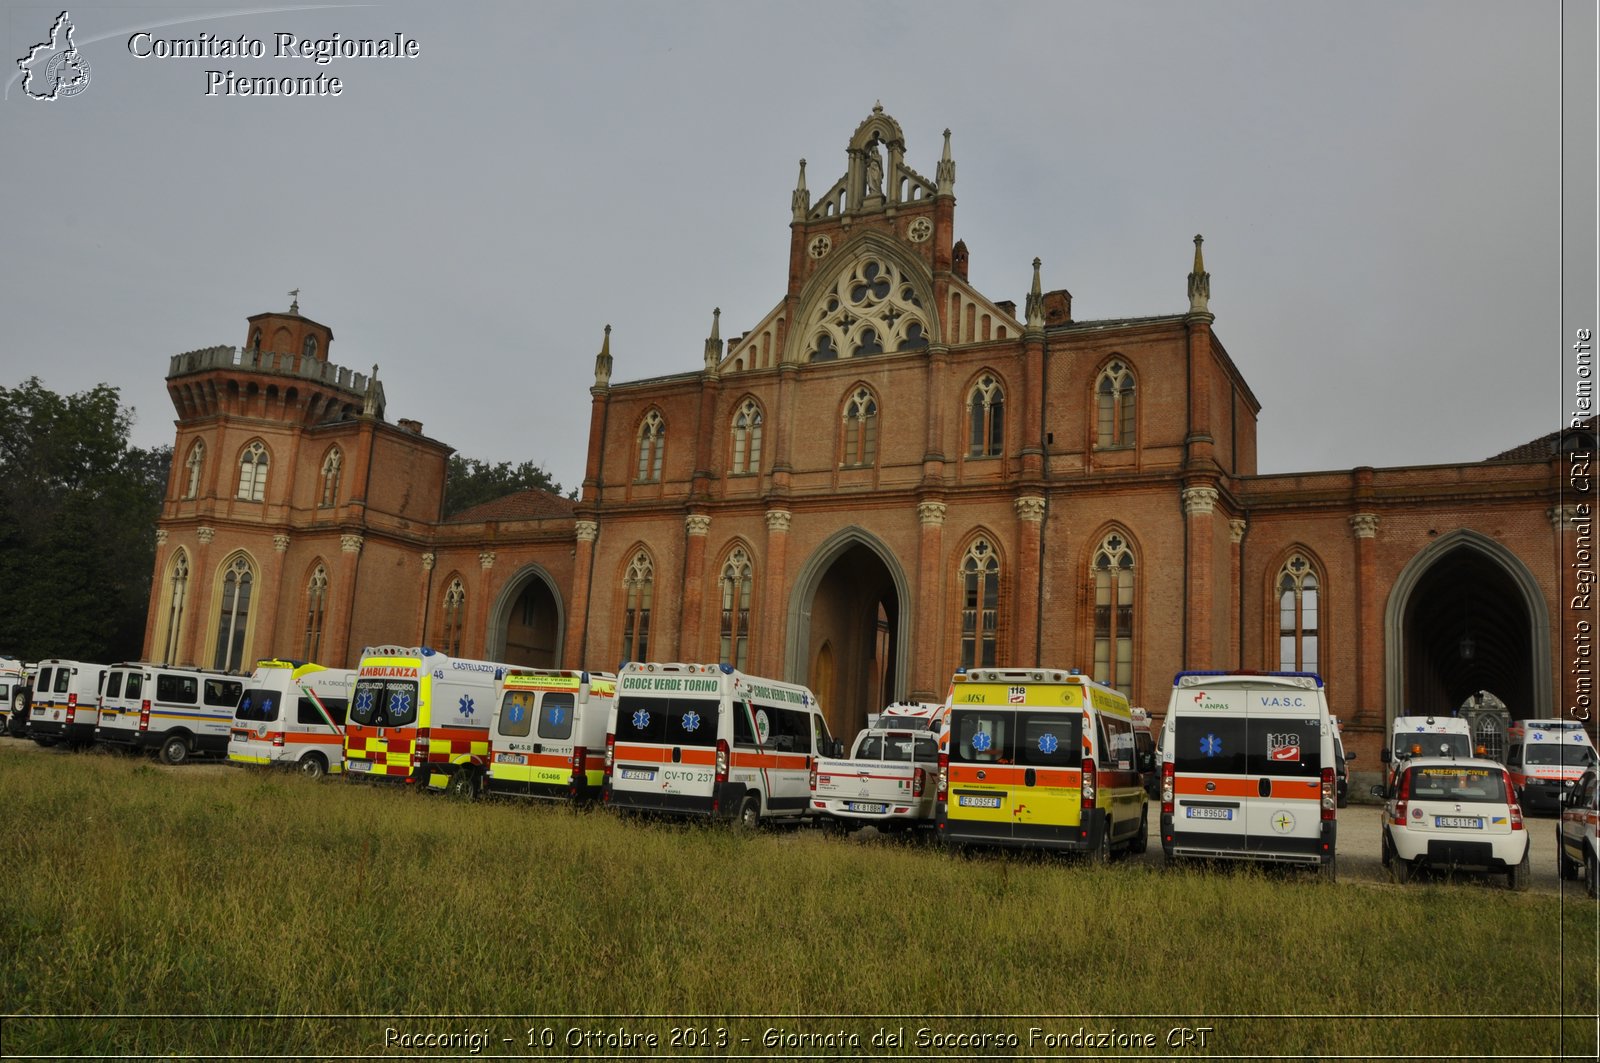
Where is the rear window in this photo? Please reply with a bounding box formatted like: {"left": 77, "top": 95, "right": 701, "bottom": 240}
{"left": 350, "top": 679, "right": 418, "bottom": 727}
{"left": 156, "top": 674, "right": 198, "bottom": 705}
{"left": 1525, "top": 744, "right": 1597, "bottom": 767}
{"left": 36, "top": 667, "right": 54, "bottom": 693}
{"left": 125, "top": 672, "right": 143, "bottom": 700}
{"left": 1248, "top": 718, "right": 1324, "bottom": 777}
{"left": 103, "top": 672, "right": 125, "bottom": 700}
{"left": 498, "top": 690, "right": 536, "bottom": 737}
{"left": 52, "top": 669, "right": 70, "bottom": 695}
{"left": 1174, "top": 716, "right": 1247, "bottom": 775}
{"left": 1408, "top": 765, "right": 1508, "bottom": 803}
{"left": 949, "top": 709, "right": 1082, "bottom": 767}
{"left": 537, "top": 692, "right": 576, "bottom": 741}
{"left": 614, "top": 696, "right": 718, "bottom": 747}
{"left": 236, "top": 687, "right": 280, "bottom": 722}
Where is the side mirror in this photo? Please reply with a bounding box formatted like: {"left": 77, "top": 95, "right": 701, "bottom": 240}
{"left": 831, "top": 738, "right": 845, "bottom": 759}
{"left": 1380, "top": 748, "right": 1392, "bottom": 765}
{"left": 1369, "top": 784, "right": 1386, "bottom": 799}
{"left": 1344, "top": 751, "right": 1357, "bottom": 761}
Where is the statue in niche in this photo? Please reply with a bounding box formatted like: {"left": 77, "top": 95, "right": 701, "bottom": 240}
{"left": 864, "top": 140, "right": 884, "bottom": 198}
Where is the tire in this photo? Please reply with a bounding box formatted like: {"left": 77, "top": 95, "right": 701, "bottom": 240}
{"left": 1380, "top": 830, "right": 1393, "bottom": 868}
{"left": 1319, "top": 855, "right": 1337, "bottom": 883}
{"left": 1507, "top": 846, "right": 1531, "bottom": 892}
{"left": 298, "top": 754, "right": 328, "bottom": 780}
{"left": 1088, "top": 817, "right": 1112, "bottom": 864}
{"left": 1129, "top": 806, "right": 1149, "bottom": 855}
{"left": 159, "top": 735, "right": 190, "bottom": 766}
{"left": 446, "top": 768, "right": 478, "bottom": 800}
{"left": 735, "top": 796, "right": 760, "bottom": 831}
{"left": 1390, "top": 855, "right": 1414, "bottom": 885}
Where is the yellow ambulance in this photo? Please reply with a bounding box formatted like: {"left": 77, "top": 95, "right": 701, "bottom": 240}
{"left": 485, "top": 668, "right": 617, "bottom": 802}
{"left": 935, "top": 667, "right": 1148, "bottom": 859}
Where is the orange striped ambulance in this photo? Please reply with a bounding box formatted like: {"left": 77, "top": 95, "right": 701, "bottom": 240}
{"left": 603, "top": 662, "right": 831, "bottom": 828}
{"left": 485, "top": 667, "right": 617, "bottom": 802}
{"left": 343, "top": 646, "right": 513, "bottom": 797}
{"left": 228, "top": 659, "right": 356, "bottom": 778}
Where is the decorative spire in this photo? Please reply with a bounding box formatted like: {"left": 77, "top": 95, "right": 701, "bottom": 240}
{"left": 1187, "top": 233, "right": 1211, "bottom": 315}
{"left": 704, "top": 307, "right": 723, "bottom": 374}
{"left": 791, "top": 158, "right": 809, "bottom": 222}
{"left": 936, "top": 128, "right": 955, "bottom": 195}
{"left": 1024, "top": 257, "right": 1045, "bottom": 332}
{"left": 594, "top": 324, "right": 613, "bottom": 388}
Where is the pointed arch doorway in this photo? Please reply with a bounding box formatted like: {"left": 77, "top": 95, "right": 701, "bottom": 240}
{"left": 486, "top": 564, "right": 564, "bottom": 668}
{"left": 787, "top": 529, "right": 909, "bottom": 741}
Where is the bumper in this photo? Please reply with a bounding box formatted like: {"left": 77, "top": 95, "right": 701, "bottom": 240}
{"left": 1161, "top": 814, "right": 1336, "bottom": 866}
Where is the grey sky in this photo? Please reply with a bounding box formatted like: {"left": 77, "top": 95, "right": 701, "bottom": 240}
{"left": 3, "top": 0, "right": 1592, "bottom": 494}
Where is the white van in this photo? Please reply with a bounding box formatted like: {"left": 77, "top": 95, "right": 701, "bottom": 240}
{"left": 93, "top": 663, "right": 244, "bottom": 764}
{"left": 1386, "top": 714, "right": 1475, "bottom": 765}
{"left": 1505, "top": 719, "right": 1598, "bottom": 813}
{"left": 28, "top": 659, "right": 108, "bottom": 748}
{"left": 485, "top": 668, "right": 617, "bottom": 802}
{"left": 604, "top": 662, "right": 831, "bottom": 827}
{"left": 228, "top": 660, "right": 356, "bottom": 778}
{"left": 1159, "top": 671, "right": 1337, "bottom": 877}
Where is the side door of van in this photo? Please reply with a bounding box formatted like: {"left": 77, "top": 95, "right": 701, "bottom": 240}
{"left": 1240, "top": 695, "right": 1327, "bottom": 856}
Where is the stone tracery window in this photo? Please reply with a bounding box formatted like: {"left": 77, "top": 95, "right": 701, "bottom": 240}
{"left": 968, "top": 374, "right": 1005, "bottom": 457}
{"left": 719, "top": 547, "right": 753, "bottom": 670}
{"left": 236, "top": 440, "right": 269, "bottom": 502}
{"left": 1096, "top": 361, "right": 1136, "bottom": 447}
{"left": 807, "top": 256, "right": 930, "bottom": 362}
{"left": 438, "top": 578, "right": 466, "bottom": 657}
{"left": 636, "top": 410, "right": 665, "bottom": 482}
{"left": 960, "top": 538, "right": 1000, "bottom": 669}
{"left": 319, "top": 447, "right": 342, "bottom": 508}
{"left": 731, "top": 399, "right": 763, "bottom": 475}
{"left": 303, "top": 564, "right": 328, "bottom": 661}
{"left": 1093, "top": 532, "right": 1136, "bottom": 698}
{"left": 841, "top": 386, "right": 879, "bottom": 467}
{"left": 621, "top": 551, "right": 654, "bottom": 663}
{"left": 161, "top": 550, "right": 189, "bottom": 664}
{"left": 213, "top": 553, "right": 255, "bottom": 672}
{"left": 1277, "top": 553, "right": 1320, "bottom": 674}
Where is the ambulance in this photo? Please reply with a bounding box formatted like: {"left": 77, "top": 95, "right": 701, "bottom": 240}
{"left": 603, "top": 662, "right": 831, "bottom": 827}
{"left": 935, "top": 668, "right": 1148, "bottom": 859}
{"left": 1386, "top": 714, "right": 1475, "bottom": 765}
{"left": 93, "top": 664, "right": 244, "bottom": 764}
{"left": 343, "top": 646, "right": 512, "bottom": 795}
{"left": 1159, "top": 671, "right": 1337, "bottom": 877}
{"left": 28, "top": 659, "right": 109, "bottom": 748}
{"left": 228, "top": 660, "right": 357, "bottom": 778}
{"left": 1505, "top": 718, "right": 1598, "bottom": 813}
{"left": 485, "top": 667, "right": 617, "bottom": 802}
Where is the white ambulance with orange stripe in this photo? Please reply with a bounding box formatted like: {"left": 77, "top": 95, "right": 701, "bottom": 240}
{"left": 603, "top": 662, "right": 831, "bottom": 827}
{"left": 1506, "top": 718, "right": 1598, "bottom": 813}
{"left": 343, "top": 646, "right": 512, "bottom": 796}
{"left": 1159, "top": 671, "right": 1337, "bottom": 878}
{"left": 485, "top": 668, "right": 617, "bottom": 802}
{"left": 935, "top": 668, "right": 1148, "bottom": 859}
{"left": 228, "top": 660, "right": 356, "bottom": 778}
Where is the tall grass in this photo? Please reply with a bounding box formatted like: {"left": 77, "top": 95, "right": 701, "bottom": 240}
{"left": 0, "top": 743, "right": 1594, "bottom": 1058}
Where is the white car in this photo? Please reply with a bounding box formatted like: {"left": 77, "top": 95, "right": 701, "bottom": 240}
{"left": 1558, "top": 768, "right": 1599, "bottom": 897}
{"left": 1373, "top": 756, "right": 1530, "bottom": 890}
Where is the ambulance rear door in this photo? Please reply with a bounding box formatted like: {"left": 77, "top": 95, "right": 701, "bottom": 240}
{"left": 1240, "top": 688, "right": 1326, "bottom": 857}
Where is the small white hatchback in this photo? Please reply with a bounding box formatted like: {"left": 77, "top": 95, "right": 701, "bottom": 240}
{"left": 1374, "top": 756, "right": 1530, "bottom": 890}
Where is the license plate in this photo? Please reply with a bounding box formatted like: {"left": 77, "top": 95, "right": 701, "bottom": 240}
{"left": 231, "top": 731, "right": 246, "bottom": 742}
{"left": 848, "top": 802, "right": 887, "bottom": 814}
{"left": 619, "top": 768, "right": 655, "bottom": 781}
{"left": 958, "top": 794, "right": 1002, "bottom": 809}
{"left": 1435, "top": 816, "right": 1482, "bottom": 829}
{"left": 1186, "top": 807, "right": 1234, "bottom": 820}
{"left": 496, "top": 752, "right": 527, "bottom": 765}
{"left": 347, "top": 760, "right": 371, "bottom": 772}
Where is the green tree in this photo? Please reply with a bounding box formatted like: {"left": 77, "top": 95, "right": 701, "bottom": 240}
{"left": 0, "top": 379, "right": 170, "bottom": 663}
{"left": 443, "top": 455, "right": 570, "bottom": 516}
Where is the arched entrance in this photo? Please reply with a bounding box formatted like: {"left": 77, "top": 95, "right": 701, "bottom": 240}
{"left": 1385, "top": 531, "right": 1551, "bottom": 729}
{"left": 486, "top": 565, "right": 564, "bottom": 668}
{"left": 787, "top": 529, "right": 908, "bottom": 741}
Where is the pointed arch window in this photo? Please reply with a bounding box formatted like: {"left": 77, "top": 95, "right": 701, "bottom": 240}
{"left": 636, "top": 410, "right": 665, "bottom": 482}
{"left": 161, "top": 550, "right": 189, "bottom": 665}
{"left": 303, "top": 565, "right": 329, "bottom": 661}
{"left": 967, "top": 374, "right": 1005, "bottom": 457}
{"left": 213, "top": 554, "right": 255, "bottom": 672}
{"left": 731, "top": 400, "right": 763, "bottom": 475}
{"left": 1092, "top": 532, "right": 1136, "bottom": 698}
{"left": 960, "top": 538, "right": 1001, "bottom": 669}
{"left": 621, "top": 552, "right": 654, "bottom": 663}
{"left": 319, "top": 447, "right": 342, "bottom": 508}
{"left": 183, "top": 441, "right": 205, "bottom": 499}
{"left": 1278, "top": 554, "right": 1320, "bottom": 674}
{"left": 842, "top": 387, "right": 879, "bottom": 467}
{"left": 719, "top": 547, "right": 754, "bottom": 670}
{"left": 236, "top": 440, "right": 269, "bottom": 502}
{"left": 251, "top": 329, "right": 262, "bottom": 351}
{"left": 1095, "top": 361, "right": 1136, "bottom": 448}
{"left": 303, "top": 335, "right": 319, "bottom": 359}
{"left": 438, "top": 578, "right": 466, "bottom": 657}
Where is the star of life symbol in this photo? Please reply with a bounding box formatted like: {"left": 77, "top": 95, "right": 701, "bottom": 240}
{"left": 1037, "top": 732, "right": 1058, "bottom": 755}
{"left": 971, "top": 730, "right": 992, "bottom": 753}
{"left": 458, "top": 694, "right": 475, "bottom": 718}
{"left": 18, "top": 11, "right": 91, "bottom": 101}
{"left": 632, "top": 708, "right": 651, "bottom": 730}
{"left": 1200, "top": 733, "right": 1223, "bottom": 757}
{"left": 681, "top": 711, "right": 701, "bottom": 732}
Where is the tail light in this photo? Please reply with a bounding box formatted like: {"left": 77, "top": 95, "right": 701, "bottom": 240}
{"left": 413, "top": 733, "right": 430, "bottom": 765}
{"left": 912, "top": 767, "right": 925, "bottom": 798}
{"left": 1081, "top": 759, "right": 1097, "bottom": 809}
{"left": 272, "top": 733, "right": 285, "bottom": 747}
{"left": 603, "top": 733, "right": 615, "bottom": 777}
{"left": 1393, "top": 769, "right": 1411, "bottom": 826}
{"left": 809, "top": 763, "right": 817, "bottom": 791}
{"left": 1507, "top": 771, "right": 1524, "bottom": 830}
{"left": 1320, "top": 766, "right": 1336, "bottom": 820}
{"left": 1161, "top": 762, "right": 1175, "bottom": 815}
{"left": 139, "top": 699, "right": 151, "bottom": 732}
{"left": 571, "top": 745, "right": 586, "bottom": 788}
{"left": 936, "top": 752, "right": 949, "bottom": 802}
{"left": 715, "top": 739, "right": 729, "bottom": 785}
{"left": 66, "top": 693, "right": 77, "bottom": 726}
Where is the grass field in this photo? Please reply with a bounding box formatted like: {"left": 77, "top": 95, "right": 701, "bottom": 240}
{"left": 0, "top": 742, "right": 1595, "bottom": 1059}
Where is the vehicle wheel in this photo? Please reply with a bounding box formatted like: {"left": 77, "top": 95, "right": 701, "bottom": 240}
{"left": 1507, "top": 846, "right": 1531, "bottom": 892}
{"left": 1319, "top": 856, "right": 1337, "bottom": 883}
{"left": 446, "top": 768, "right": 479, "bottom": 800}
{"left": 1390, "top": 855, "right": 1413, "bottom": 885}
{"left": 1129, "top": 806, "right": 1149, "bottom": 855}
{"left": 299, "top": 754, "right": 328, "bottom": 780}
{"left": 160, "top": 735, "right": 190, "bottom": 766}
{"left": 735, "top": 796, "right": 760, "bottom": 831}
{"left": 1380, "top": 830, "right": 1393, "bottom": 868}
{"left": 1088, "top": 820, "right": 1112, "bottom": 864}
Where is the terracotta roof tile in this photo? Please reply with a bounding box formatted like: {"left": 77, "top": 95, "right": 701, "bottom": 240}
{"left": 447, "top": 488, "right": 575, "bottom": 523}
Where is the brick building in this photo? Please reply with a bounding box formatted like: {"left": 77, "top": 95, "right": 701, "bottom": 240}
{"left": 144, "top": 107, "right": 1589, "bottom": 769}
